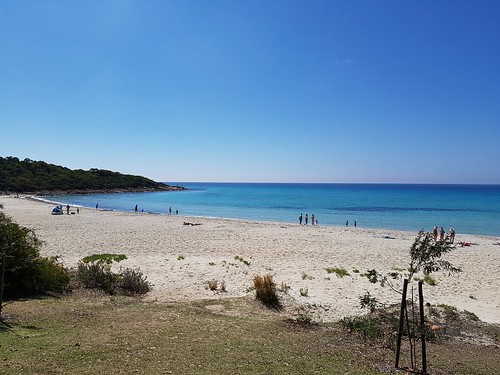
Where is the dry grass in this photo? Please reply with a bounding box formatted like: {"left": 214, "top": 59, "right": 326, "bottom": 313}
{"left": 1, "top": 293, "right": 499, "bottom": 375}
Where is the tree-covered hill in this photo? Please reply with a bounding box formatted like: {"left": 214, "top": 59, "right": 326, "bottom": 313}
{"left": 0, "top": 156, "right": 184, "bottom": 194}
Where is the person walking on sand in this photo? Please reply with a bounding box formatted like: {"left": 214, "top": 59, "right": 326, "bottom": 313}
{"left": 433, "top": 226, "right": 438, "bottom": 241}
{"left": 305, "top": 213, "right": 308, "bottom": 225}
{"left": 439, "top": 226, "right": 445, "bottom": 241}
{"left": 299, "top": 213, "right": 303, "bottom": 225}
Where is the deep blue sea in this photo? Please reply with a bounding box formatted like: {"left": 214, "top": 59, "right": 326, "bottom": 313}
{"left": 46, "top": 183, "right": 500, "bottom": 237}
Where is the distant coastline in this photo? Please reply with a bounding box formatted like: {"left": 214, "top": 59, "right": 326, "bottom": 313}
{"left": 0, "top": 156, "right": 187, "bottom": 195}
{"left": 27, "top": 185, "right": 186, "bottom": 197}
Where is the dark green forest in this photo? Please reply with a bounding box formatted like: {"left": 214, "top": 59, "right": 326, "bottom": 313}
{"left": 0, "top": 157, "right": 182, "bottom": 194}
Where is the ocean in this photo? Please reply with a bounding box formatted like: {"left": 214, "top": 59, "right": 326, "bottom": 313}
{"left": 46, "top": 183, "right": 500, "bottom": 237}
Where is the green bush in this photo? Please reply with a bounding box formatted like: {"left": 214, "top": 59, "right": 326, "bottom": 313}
{"left": 77, "top": 261, "right": 115, "bottom": 293}
{"left": 76, "top": 255, "right": 151, "bottom": 296}
{"left": 0, "top": 212, "right": 70, "bottom": 298}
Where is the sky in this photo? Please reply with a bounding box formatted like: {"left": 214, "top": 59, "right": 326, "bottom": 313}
{"left": 1, "top": 1, "right": 499, "bottom": 184}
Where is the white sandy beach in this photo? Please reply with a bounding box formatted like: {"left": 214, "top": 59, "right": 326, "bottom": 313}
{"left": 2, "top": 195, "right": 499, "bottom": 324}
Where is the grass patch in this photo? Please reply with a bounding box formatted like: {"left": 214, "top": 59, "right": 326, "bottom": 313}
{"left": 1, "top": 296, "right": 499, "bottom": 374}
{"left": 325, "top": 267, "right": 350, "bottom": 278}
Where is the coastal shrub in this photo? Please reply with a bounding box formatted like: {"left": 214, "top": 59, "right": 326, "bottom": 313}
{"left": 0, "top": 212, "right": 70, "bottom": 298}
{"left": 118, "top": 267, "right": 151, "bottom": 295}
{"left": 77, "top": 261, "right": 115, "bottom": 293}
{"left": 76, "top": 254, "right": 151, "bottom": 295}
{"left": 299, "top": 288, "right": 308, "bottom": 297}
{"left": 253, "top": 274, "right": 281, "bottom": 310}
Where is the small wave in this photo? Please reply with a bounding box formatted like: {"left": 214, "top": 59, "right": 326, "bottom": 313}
{"left": 329, "top": 206, "right": 488, "bottom": 213}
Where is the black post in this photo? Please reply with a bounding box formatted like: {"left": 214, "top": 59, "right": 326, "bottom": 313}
{"left": 395, "top": 278, "right": 409, "bottom": 368}
{"left": 418, "top": 281, "right": 427, "bottom": 374}
{"left": 0, "top": 252, "right": 5, "bottom": 316}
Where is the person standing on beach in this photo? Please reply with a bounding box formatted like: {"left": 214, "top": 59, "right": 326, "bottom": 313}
{"left": 433, "top": 226, "right": 438, "bottom": 241}
{"left": 299, "top": 213, "right": 303, "bottom": 225}
{"left": 169, "top": 207, "right": 172, "bottom": 215}
{"left": 449, "top": 228, "right": 456, "bottom": 244}
{"left": 439, "top": 226, "right": 445, "bottom": 241}
{"left": 66, "top": 204, "right": 70, "bottom": 214}
{"left": 311, "top": 214, "right": 315, "bottom": 225}
{"left": 346, "top": 220, "right": 348, "bottom": 226}
{"left": 135, "top": 204, "right": 138, "bottom": 212}
{"left": 305, "top": 214, "right": 308, "bottom": 225}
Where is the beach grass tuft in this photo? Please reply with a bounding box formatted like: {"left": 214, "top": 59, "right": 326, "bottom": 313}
{"left": 253, "top": 274, "right": 281, "bottom": 310}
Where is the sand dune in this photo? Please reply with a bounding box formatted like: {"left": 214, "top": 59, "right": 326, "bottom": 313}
{"left": 2, "top": 195, "right": 499, "bottom": 324}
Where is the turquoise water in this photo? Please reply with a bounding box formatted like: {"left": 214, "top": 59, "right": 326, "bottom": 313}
{"left": 47, "top": 183, "right": 500, "bottom": 236}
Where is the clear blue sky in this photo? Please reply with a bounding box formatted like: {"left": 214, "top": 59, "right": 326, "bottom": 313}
{"left": 1, "top": 1, "right": 499, "bottom": 184}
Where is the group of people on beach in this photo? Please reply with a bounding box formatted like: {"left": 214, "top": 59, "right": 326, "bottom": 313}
{"left": 298, "top": 213, "right": 317, "bottom": 225}
{"left": 433, "top": 225, "right": 456, "bottom": 244}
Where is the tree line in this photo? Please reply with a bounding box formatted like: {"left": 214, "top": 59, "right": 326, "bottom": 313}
{"left": 0, "top": 156, "right": 181, "bottom": 194}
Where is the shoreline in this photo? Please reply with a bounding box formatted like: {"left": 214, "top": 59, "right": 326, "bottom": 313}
{"left": 1, "top": 194, "right": 499, "bottom": 324}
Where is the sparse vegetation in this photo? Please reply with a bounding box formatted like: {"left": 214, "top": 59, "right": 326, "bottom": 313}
{"left": 299, "top": 288, "right": 309, "bottom": 297}
{"left": 206, "top": 279, "right": 227, "bottom": 293}
{"left": 208, "top": 279, "right": 218, "bottom": 291}
{"left": 325, "top": 267, "right": 350, "bottom": 278}
{"left": 177, "top": 255, "right": 185, "bottom": 260}
{"left": 362, "top": 269, "right": 379, "bottom": 284}
{"left": 279, "top": 282, "right": 290, "bottom": 293}
{"left": 359, "top": 291, "right": 380, "bottom": 313}
{"left": 234, "top": 255, "right": 251, "bottom": 266}
{"left": 423, "top": 273, "right": 436, "bottom": 286}
{"left": 301, "top": 272, "right": 313, "bottom": 280}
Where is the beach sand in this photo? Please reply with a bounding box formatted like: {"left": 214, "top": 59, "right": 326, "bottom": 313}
{"left": 2, "top": 195, "right": 499, "bottom": 324}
